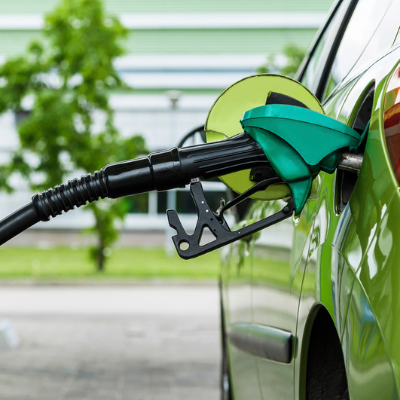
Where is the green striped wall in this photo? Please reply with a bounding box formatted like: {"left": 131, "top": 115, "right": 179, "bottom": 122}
{"left": 0, "top": 31, "right": 44, "bottom": 57}
{"left": 0, "top": 29, "right": 317, "bottom": 57}
{"left": 126, "top": 29, "right": 317, "bottom": 55}
{"left": 104, "top": 0, "right": 334, "bottom": 13}
{"left": 0, "top": 0, "right": 334, "bottom": 14}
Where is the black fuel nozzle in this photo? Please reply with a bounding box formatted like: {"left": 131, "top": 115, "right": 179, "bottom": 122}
{"left": 0, "top": 75, "right": 367, "bottom": 257}
{"left": 105, "top": 132, "right": 269, "bottom": 197}
{"left": 0, "top": 132, "right": 271, "bottom": 246}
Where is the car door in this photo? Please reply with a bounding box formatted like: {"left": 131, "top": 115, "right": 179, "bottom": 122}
{"left": 250, "top": 1, "right": 360, "bottom": 399}
{"left": 222, "top": 2, "right": 357, "bottom": 399}
{"left": 295, "top": 0, "right": 400, "bottom": 398}
{"left": 221, "top": 226, "right": 262, "bottom": 400}
{"left": 223, "top": 0, "right": 400, "bottom": 398}
{"left": 227, "top": 0, "right": 400, "bottom": 399}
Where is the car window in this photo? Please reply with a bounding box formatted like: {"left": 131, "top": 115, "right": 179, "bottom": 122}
{"left": 322, "top": 0, "right": 394, "bottom": 100}
{"left": 301, "top": 0, "right": 351, "bottom": 94}
{"left": 346, "top": 0, "right": 400, "bottom": 79}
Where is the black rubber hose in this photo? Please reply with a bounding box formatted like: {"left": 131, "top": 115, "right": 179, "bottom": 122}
{"left": 0, "top": 171, "right": 109, "bottom": 245}
{"left": 32, "top": 171, "right": 109, "bottom": 221}
{"left": 0, "top": 203, "right": 40, "bottom": 245}
{"left": 0, "top": 132, "right": 271, "bottom": 245}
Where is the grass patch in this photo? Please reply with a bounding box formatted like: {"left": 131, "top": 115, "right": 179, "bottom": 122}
{"left": 0, "top": 246, "right": 221, "bottom": 280}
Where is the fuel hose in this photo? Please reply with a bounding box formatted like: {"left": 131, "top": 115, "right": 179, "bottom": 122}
{"left": 0, "top": 132, "right": 270, "bottom": 245}
{"left": 0, "top": 103, "right": 366, "bottom": 248}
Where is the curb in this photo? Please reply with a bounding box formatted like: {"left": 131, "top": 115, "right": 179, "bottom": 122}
{"left": 0, "top": 279, "right": 218, "bottom": 287}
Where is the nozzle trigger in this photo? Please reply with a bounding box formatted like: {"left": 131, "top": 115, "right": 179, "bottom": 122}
{"left": 167, "top": 179, "right": 294, "bottom": 259}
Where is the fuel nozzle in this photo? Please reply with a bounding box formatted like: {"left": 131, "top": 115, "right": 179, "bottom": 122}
{"left": 0, "top": 74, "right": 367, "bottom": 258}
{"left": 0, "top": 132, "right": 271, "bottom": 247}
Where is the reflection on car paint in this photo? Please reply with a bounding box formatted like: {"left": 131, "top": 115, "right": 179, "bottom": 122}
{"left": 221, "top": 3, "right": 400, "bottom": 397}
{"left": 251, "top": 199, "right": 296, "bottom": 400}
{"left": 344, "top": 281, "right": 398, "bottom": 399}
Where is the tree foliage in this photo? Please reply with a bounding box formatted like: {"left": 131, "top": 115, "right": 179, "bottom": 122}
{"left": 257, "top": 44, "right": 306, "bottom": 78}
{"left": 0, "top": 0, "right": 147, "bottom": 271}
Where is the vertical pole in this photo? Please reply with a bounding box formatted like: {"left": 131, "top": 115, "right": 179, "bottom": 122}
{"left": 148, "top": 191, "right": 157, "bottom": 216}
{"left": 165, "top": 90, "right": 181, "bottom": 256}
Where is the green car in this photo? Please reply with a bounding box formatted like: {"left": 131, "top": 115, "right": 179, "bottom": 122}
{"left": 220, "top": 0, "right": 400, "bottom": 399}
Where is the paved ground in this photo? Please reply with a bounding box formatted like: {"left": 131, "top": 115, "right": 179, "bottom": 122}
{"left": 5, "top": 230, "right": 167, "bottom": 247}
{"left": 0, "top": 285, "right": 220, "bottom": 400}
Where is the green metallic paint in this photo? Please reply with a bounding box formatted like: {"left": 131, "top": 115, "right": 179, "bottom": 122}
{"left": 222, "top": 235, "right": 262, "bottom": 400}
{"left": 344, "top": 280, "right": 398, "bottom": 399}
{"left": 222, "top": 46, "right": 400, "bottom": 399}
{"left": 251, "top": 200, "right": 298, "bottom": 400}
{"left": 295, "top": 54, "right": 400, "bottom": 399}
{"left": 352, "top": 60, "right": 400, "bottom": 395}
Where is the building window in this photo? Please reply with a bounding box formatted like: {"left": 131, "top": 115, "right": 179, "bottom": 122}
{"left": 127, "top": 186, "right": 227, "bottom": 216}
{"left": 14, "top": 110, "right": 31, "bottom": 126}
{"left": 127, "top": 192, "right": 149, "bottom": 214}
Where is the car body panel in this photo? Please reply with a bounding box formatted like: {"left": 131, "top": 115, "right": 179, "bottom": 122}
{"left": 222, "top": 0, "right": 400, "bottom": 397}
{"left": 221, "top": 239, "right": 262, "bottom": 400}
{"left": 296, "top": 50, "right": 400, "bottom": 398}
{"left": 344, "top": 278, "right": 398, "bottom": 399}
{"left": 252, "top": 203, "right": 297, "bottom": 399}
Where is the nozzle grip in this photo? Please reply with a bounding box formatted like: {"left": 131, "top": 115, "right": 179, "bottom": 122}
{"left": 104, "top": 132, "right": 270, "bottom": 199}
{"left": 177, "top": 132, "right": 270, "bottom": 180}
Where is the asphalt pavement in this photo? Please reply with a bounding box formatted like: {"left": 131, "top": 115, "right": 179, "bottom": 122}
{"left": 0, "top": 285, "right": 220, "bottom": 400}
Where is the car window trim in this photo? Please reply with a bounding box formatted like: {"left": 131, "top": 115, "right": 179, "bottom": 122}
{"left": 315, "top": 0, "right": 359, "bottom": 100}
{"left": 296, "top": 0, "right": 344, "bottom": 82}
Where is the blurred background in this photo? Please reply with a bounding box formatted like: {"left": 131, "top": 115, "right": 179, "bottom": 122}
{"left": 0, "top": 0, "right": 334, "bottom": 278}
{"left": 0, "top": 0, "right": 334, "bottom": 398}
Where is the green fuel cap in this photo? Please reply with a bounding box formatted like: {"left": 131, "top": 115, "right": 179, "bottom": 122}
{"left": 205, "top": 74, "right": 325, "bottom": 204}
{"left": 205, "top": 74, "right": 363, "bottom": 214}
